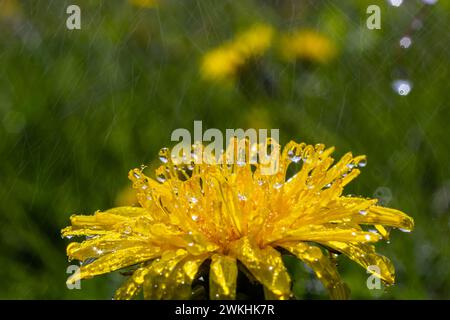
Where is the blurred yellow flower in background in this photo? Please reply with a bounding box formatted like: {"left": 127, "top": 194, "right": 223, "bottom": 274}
{"left": 0, "top": 0, "right": 21, "bottom": 19}
{"left": 129, "top": 0, "right": 158, "bottom": 8}
{"left": 201, "top": 24, "right": 274, "bottom": 81}
{"left": 62, "top": 138, "right": 413, "bottom": 300}
{"left": 281, "top": 29, "right": 337, "bottom": 64}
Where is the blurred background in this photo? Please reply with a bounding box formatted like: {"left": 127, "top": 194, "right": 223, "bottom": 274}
{"left": 0, "top": 0, "right": 449, "bottom": 299}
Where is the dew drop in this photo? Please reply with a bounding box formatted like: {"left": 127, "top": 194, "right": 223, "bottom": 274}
{"left": 287, "top": 150, "right": 302, "bottom": 163}
{"left": 156, "top": 174, "right": 166, "bottom": 183}
{"left": 273, "top": 182, "right": 283, "bottom": 190}
{"left": 388, "top": 0, "right": 403, "bottom": 7}
{"left": 158, "top": 147, "right": 169, "bottom": 163}
{"left": 399, "top": 36, "right": 412, "bottom": 49}
{"left": 359, "top": 210, "right": 368, "bottom": 216}
{"left": 123, "top": 226, "right": 132, "bottom": 235}
{"left": 189, "top": 197, "right": 198, "bottom": 204}
{"left": 392, "top": 79, "right": 412, "bottom": 96}
{"left": 191, "top": 214, "right": 199, "bottom": 221}
{"left": 358, "top": 159, "right": 367, "bottom": 168}
{"left": 399, "top": 228, "right": 411, "bottom": 233}
{"left": 238, "top": 193, "right": 247, "bottom": 201}
{"left": 236, "top": 160, "right": 246, "bottom": 167}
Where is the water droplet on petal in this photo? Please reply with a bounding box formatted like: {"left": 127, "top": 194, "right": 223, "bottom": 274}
{"left": 238, "top": 193, "right": 247, "bottom": 201}
{"left": 156, "top": 174, "right": 166, "bottom": 183}
{"left": 191, "top": 214, "right": 199, "bottom": 221}
{"left": 189, "top": 197, "right": 198, "bottom": 204}
{"left": 358, "top": 159, "right": 367, "bottom": 167}
{"left": 123, "top": 226, "right": 132, "bottom": 235}
{"left": 399, "top": 228, "right": 411, "bottom": 233}
{"left": 158, "top": 147, "right": 169, "bottom": 163}
{"left": 273, "top": 182, "right": 283, "bottom": 189}
{"left": 359, "top": 210, "right": 368, "bottom": 216}
{"left": 287, "top": 150, "right": 302, "bottom": 163}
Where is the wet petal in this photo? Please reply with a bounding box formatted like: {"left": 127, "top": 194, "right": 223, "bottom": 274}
{"left": 142, "top": 249, "right": 189, "bottom": 299}
{"left": 356, "top": 206, "right": 414, "bottom": 231}
{"left": 209, "top": 254, "right": 238, "bottom": 299}
{"left": 230, "top": 237, "right": 291, "bottom": 299}
{"left": 66, "top": 246, "right": 161, "bottom": 285}
{"left": 114, "top": 265, "right": 151, "bottom": 300}
{"left": 322, "top": 241, "right": 395, "bottom": 284}
{"left": 276, "top": 225, "right": 381, "bottom": 244}
{"left": 167, "top": 255, "right": 209, "bottom": 299}
{"left": 281, "top": 242, "right": 349, "bottom": 299}
{"left": 67, "top": 234, "right": 150, "bottom": 260}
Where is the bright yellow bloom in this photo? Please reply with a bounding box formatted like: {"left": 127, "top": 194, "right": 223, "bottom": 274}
{"left": 201, "top": 24, "right": 274, "bottom": 81}
{"left": 281, "top": 29, "right": 337, "bottom": 64}
{"left": 62, "top": 139, "right": 413, "bottom": 300}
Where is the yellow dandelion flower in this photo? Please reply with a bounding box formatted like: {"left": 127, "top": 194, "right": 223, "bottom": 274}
{"left": 281, "top": 29, "right": 337, "bottom": 64}
{"left": 201, "top": 24, "right": 274, "bottom": 81}
{"left": 233, "top": 24, "right": 274, "bottom": 58}
{"left": 201, "top": 47, "right": 244, "bottom": 81}
{"left": 62, "top": 138, "right": 413, "bottom": 300}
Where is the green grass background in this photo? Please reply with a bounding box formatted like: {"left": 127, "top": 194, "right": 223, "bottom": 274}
{"left": 0, "top": 0, "right": 449, "bottom": 299}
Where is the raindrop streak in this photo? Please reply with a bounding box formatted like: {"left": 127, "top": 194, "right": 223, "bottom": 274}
{"left": 392, "top": 80, "right": 412, "bottom": 96}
